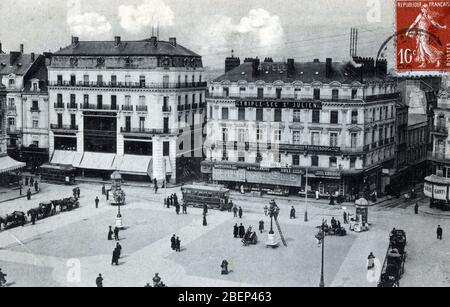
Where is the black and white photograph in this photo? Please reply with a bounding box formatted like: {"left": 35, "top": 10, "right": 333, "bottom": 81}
{"left": 0, "top": 0, "right": 449, "bottom": 292}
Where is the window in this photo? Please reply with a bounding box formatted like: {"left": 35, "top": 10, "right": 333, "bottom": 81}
{"left": 125, "top": 75, "right": 131, "bottom": 85}
{"left": 111, "top": 95, "right": 117, "bottom": 109}
{"left": 350, "top": 157, "right": 356, "bottom": 168}
{"left": 351, "top": 110, "right": 358, "bottom": 124}
{"left": 57, "top": 75, "right": 63, "bottom": 85}
{"left": 351, "top": 89, "right": 358, "bottom": 99}
{"left": 83, "top": 75, "right": 89, "bottom": 85}
{"left": 70, "top": 75, "right": 76, "bottom": 86}
{"left": 256, "top": 109, "right": 264, "bottom": 121}
{"left": 125, "top": 95, "right": 131, "bottom": 106}
{"left": 311, "top": 156, "right": 319, "bottom": 167}
{"left": 222, "top": 128, "right": 228, "bottom": 142}
{"left": 329, "top": 157, "right": 337, "bottom": 168}
{"left": 139, "top": 117, "right": 145, "bottom": 131}
{"left": 140, "top": 75, "right": 146, "bottom": 88}
{"left": 274, "top": 129, "right": 282, "bottom": 142}
{"left": 274, "top": 109, "right": 282, "bottom": 122}
{"left": 83, "top": 94, "right": 89, "bottom": 105}
{"left": 257, "top": 88, "right": 264, "bottom": 99}
{"left": 32, "top": 120, "right": 39, "bottom": 129}
{"left": 70, "top": 114, "right": 76, "bottom": 128}
{"left": 239, "top": 87, "right": 246, "bottom": 97}
{"left": 313, "top": 88, "right": 320, "bottom": 100}
{"left": 274, "top": 153, "right": 281, "bottom": 163}
{"left": 276, "top": 88, "right": 282, "bottom": 99}
{"left": 32, "top": 82, "right": 38, "bottom": 91}
{"left": 256, "top": 129, "right": 263, "bottom": 141}
{"left": 221, "top": 107, "right": 229, "bottom": 120}
{"left": 238, "top": 151, "right": 245, "bottom": 162}
{"left": 209, "top": 106, "right": 213, "bottom": 119}
{"left": 293, "top": 131, "right": 301, "bottom": 144}
{"left": 32, "top": 100, "right": 39, "bottom": 111}
{"left": 57, "top": 113, "right": 63, "bottom": 127}
{"left": 97, "top": 75, "right": 103, "bottom": 86}
{"left": 238, "top": 108, "right": 246, "bottom": 121}
{"left": 293, "top": 110, "right": 301, "bottom": 122}
{"left": 330, "top": 132, "right": 338, "bottom": 147}
{"left": 223, "top": 87, "right": 229, "bottom": 98}
{"left": 238, "top": 129, "right": 246, "bottom": 143}
{"left": 33, "top": 141, "right": 39, "bottom": 147}
{"left": 163, "top": 142, "right": 170, "bottom": 156}
{"left": 125, "top": 116, "right": 131, "bottom": 131}
{"left": 351, "top": 133, "right": 357, "bottom": 148}
{"left": 330, "top": 111, "right": 339, "bottom": 124}
{"left": 311, "top": 132, "right": 320, "bottom": 145}
{"left": 139, "top": 96, "right": 146, "bottom": 106}
{"left": 9, "top": 79, "right": 15, "bottom": 86}
{"left": 97, "top": 95, "right": 103, "bottom": 109}
{"left": 332, "top": 89, "right": 339, "bottom": 101}
{"left": 111, "top": 75, "right": 117, "bottom": 86}
{"left": 293, "top": 154, "right": 300, "bottom": 166}
{"left": 312, "top": 110, "right": 320, "bottom": 123}
{"left": 294, "top": 88, "right": 301, "bottom": 99}
{"left": 70, "top": 94, "right": 76, "bottom": 104}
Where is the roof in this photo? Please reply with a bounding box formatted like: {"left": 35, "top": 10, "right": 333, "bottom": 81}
{"left": 55, "top": 39, "right": 200, "bottom": 57}
{"left": 213, "top": 61, "right": 388, "bottom": 84}
{"left": 23, "top": 57, "right": 48, "bottom": 92}
{"left": 408, "top": 113, "right": 427, "bottom": 126}
{"left": 0, "top": 53, "right": 36, "bottom": 76}
{"left": 182, "top": 184, "right": 229, "bottom": 193}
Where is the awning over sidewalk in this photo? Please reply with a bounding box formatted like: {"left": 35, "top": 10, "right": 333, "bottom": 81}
{"left": 0, "top": 155, "right": 25, "bottom": 174}
{"left": 164, "top": 157, "right": 173, "bottom": 174}
{"left": 51, "top": 150, "right": 78, "bottom": 166}
{"left": 113, "top": 155, "right": 152, "bottom": 176}
{"left": 78, "top": 152, "right": 116, "bottom": 170}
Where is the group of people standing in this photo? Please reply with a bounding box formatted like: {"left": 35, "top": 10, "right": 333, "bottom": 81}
{"left": 170, "top": 234, "right": 182, "bottom": 252}
{"left": 233, "top": 223, "right": 247, "bottom": 239}
{"left": 165, "top": 193, "right": 188, "bottom": 215}
{"left": 72, "top": 187, "right": 81, "bottom": 199}
{"left": 20, "top": 176, "right": 39, "bottom": 200}
{"left": 232, "top": 204, "right": 243, "bottom": 219}
{"left": 108, "top": 226, "right": 122, "bottom": 265}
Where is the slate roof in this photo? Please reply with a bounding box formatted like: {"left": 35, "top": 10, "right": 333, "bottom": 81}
{"left": 213, "top": 61, "right": 387, "bottom": 84}
{"left": 55, "top": 39, "right": 200, "bottom": 57}
{"left": 0, "top": 54, "right": 35, "bottom": 76}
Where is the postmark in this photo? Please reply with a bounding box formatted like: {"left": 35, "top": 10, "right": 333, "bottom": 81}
{"left": 395, "top": 0, "right": 449, "bottom": 73}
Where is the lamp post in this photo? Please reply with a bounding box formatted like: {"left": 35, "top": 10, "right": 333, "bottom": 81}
{"left": 305, "top": 168, "right": 309, "bottom": 222}
{"left": 268, "top": 200, "right": 280, "bottom": 234}
{"left": 319, "top": 219, "right": 325, "bottom": 287}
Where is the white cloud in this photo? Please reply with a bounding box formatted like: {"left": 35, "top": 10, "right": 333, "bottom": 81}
{"left": 67, "top": 12, "right": 112, "bottom": 38}
{"left": 118, "top": 0, "right": 174, "bottom": 34}
{"left": 201, "top": 8, "right": 285, "bottom": 55}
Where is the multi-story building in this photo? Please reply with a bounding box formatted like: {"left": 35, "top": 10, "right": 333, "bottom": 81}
{"left": 406, "top": 114, "right": 429, "bottom": 185}
{"left": 425, "top": 76, "right": 450, "bottom": 209}
{"left": 0, "top": 44, "right": 50, "bottom": 170}
{"left": 48, "top": 36, "right": 206, "bottom": 183}
{"left": 393, "top": 101, "right": 408, "bottom": 180}
{"left": 203, "top": 56, "right": 399, "bottom": 198}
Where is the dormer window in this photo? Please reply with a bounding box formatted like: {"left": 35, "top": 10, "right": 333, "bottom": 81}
{"left": 32, "top": 82, "right": 39, "bottom": 91}
{"left": 9, "top": 79, "right": 15, "bottom": 86}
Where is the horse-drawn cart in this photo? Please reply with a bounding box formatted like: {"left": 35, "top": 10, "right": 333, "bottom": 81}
{"left": 0, "top": 211, "right": 27, "bottom": 230}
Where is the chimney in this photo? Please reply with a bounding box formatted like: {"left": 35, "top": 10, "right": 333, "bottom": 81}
{"left": 43, "top": 52, "right": 52, "bottom": 66}
{"left": 326, "top": 58, "right": 332, "bottom": 78}
{"left": 313, "top": 58, "right": 320, "bottom": 63}
{"left": 376, "top": 59, "right": 388, "bottom": 77}
{"left": 264, "top": 57, "right": 273, "bottom": 63}
{"left": 169, "top": 37, "right": 177, "bottom": 47}
{"left": 20, "top": 44, "right": 24, "bottom": 54}
{"left": 0, "top": 42, "right": 2, "bottom": 54}
{"left": 252, "top": 57, "right": 260, "bottom": 77}
{"left": 72, "top": 36, "right": 79, "bottom": 47}
{"left": 114, "top": 36, "right": 121, "bottom": 47}
{"left": 31, "top": 52, "right": 35, "bottom": 62}
{"left": 225, "top": 51, "right": 241, "bottom": 73}
{"left": 287, "top": 58, "right": 295, "bottom": 77}
{"left": 150, "top": 36, "right": 158, "bottom": 47}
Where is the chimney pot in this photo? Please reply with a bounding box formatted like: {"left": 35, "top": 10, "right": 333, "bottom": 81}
{"left": 31, "top": 53, "right": 35, "bottom": 62}
{"left": 326, "top": 58, "right": 332, "bottom": 78}
{"left": 72, "top": 36, "right": 79, "bottom": 47}
{"left": 169, "top": 37, "right": 177, "bottom": 47}
{"left": 114, "top": 36, "right": 121, "bottom": 47}
{"left": 20, "top": 44, "right": 24, "bottom": 54}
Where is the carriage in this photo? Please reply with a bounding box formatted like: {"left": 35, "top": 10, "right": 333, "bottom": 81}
{"left": 52, "top": 197, "right": 80, "bottom": 212}
{"left": 0, "top": 211, "right": 27, "bottom": 230}
{"left": 182, "top": 184, "right": 232, "bottom": 211}
{"left": 27, "top": 202, "right": 55, "bottom": 221}
{"left": 378, "top": 229, "right": 407, "bottom": 287}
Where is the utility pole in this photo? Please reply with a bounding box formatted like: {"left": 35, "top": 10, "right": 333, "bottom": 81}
{"left": 304, "top": 168, "right": 309, "bottom": 222}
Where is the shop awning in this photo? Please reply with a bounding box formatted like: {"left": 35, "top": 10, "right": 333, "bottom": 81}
{"left": 78, "top": 152, "right": 116, "bottom": 170}
{"left": 0, "top": 155, "right": 25, "bottom": 174}
{"left": 164, "top": 157, "right": 173, "bottom": 174}
{"left": 50, "top": 150, "right": 78, "bottom": 166}
{"left": 113, "top": 155, "right": 152, "bottom": 176}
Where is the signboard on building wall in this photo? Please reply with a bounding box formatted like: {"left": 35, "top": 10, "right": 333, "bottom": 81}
{"left": 213, "top": 168, "right": 246, "bottom": 182}
{"left": 424, "top": 182, "right": 448, "bottom": 200}
{"left": 236, "top": 99, "right": 322, "bottom": 110}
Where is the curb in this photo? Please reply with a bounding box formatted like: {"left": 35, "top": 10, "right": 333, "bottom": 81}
{"left": 0, "top": 191, "right": 41, "bottom": 204}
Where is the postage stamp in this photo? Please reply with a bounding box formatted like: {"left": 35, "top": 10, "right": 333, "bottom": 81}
{"left": 395, "top": 0, "right": 450, "bottom": 73}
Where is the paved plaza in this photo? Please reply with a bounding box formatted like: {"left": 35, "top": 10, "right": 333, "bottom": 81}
{"left": 0, "top": 182, "right": 449, "bottom": 287}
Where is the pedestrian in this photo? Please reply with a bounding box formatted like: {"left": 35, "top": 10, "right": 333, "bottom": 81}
{"left": 96, "top": 274, "right": 103, "bottom": 287}
{"left": 164, "top": 198, "right": 167, "bottom": 208}
{"left": 238, "top": 207, "right": 243, "bottom": 219}
{"left": 108, "top": 226, "right": 113, "bottom": 241}
{"left": 414, "top": 203, "right": 419, "bottom": 214}
{"left": 102, "top": 184, "right": 106, "bottom": 196}
{"left": 73, "top": 188, "right": 77, "bottom": 198}
{"left": 34, "top": 181, "right": 39, "bottom": 193}
{"left": 115, "top": 242, "right": 122, "bottom": 258}
{"left": 77, "top": 187, "right": 81, "bottom": 198}
{"left": 343, "top": 211, "right": 348, "bottom": 224}
{"left": 290, "top": 206, "right": 296, "bottom": 219}
{"left": 171, "top": 235, "right": 176, "bottom": 250}
{"left": 25, "top": 176, "right": 29, "bottom": 186}
{"left": 31, "top": 212, "right": 36, "bottom": 225}
{"left": 174, "top": 194, "right": 178, "bottom": 205}
{"left": 203, "top": 213, "right": 208, "bottom": 226}
{"left": 228, "top": 200, "right": 233, "bottom": 212}
{"left": 203, "top": 204, "right": 208, "bottom": 216}
{"left": 114, "top": 227, "right": 120, "bottom": 241}
{"left": 238, "top": 223, "right": 245, "bottom": 238}
{"left": 175, "top": 237, "right": 181, "bottom": 252}
{"left": 30, "top": 177, "right": 34, "bottom": 187}
{"left": 95, "top": 197, "right": 100, "bottom": 209}
{"left": 170, "top": 194, "right": 174, "bottom": 206}
{"left": 233, "top": 224, "right": 239, "bottom": 238}
{"left": 259, "top": 220, "right": 265, "bottom": 234}
{"left": 27, "top": 188, "right": 31, "bottom": 200}
{"left": 221, "top": 260, "right": 229, "bottom": 275}
{"left": 19, "top": 183, "right": 22, "bottom": 196}
{"left": 264, "top": 205, "right": 268, "bottom": 216}
{"left": 152, "top": 273, "right": 161, "bottom": 287}
{"left": 233, "top": 206, "right": 238, "bottom": 218}
{"left": 111, "top": 248, "right": 119, "bottom": 266}
{"left": 316, "top": 190, "right": 320, "bottom": 200}
{"left": 367, "top": 252, "right": 375, "bottom": 270}
{"left": 437, "top": 225, "right": 443, "bottom": 240}
{"left": 154, "top": 184, "right": 158, "bottom": 194}
{"left": 182, "top": 202, "right": 188, "bottom": 214}
{"left": 175, "top": 203, "right": 180, "bottom": 215}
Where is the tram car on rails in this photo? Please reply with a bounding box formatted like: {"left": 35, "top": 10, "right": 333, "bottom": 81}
{"left": 378, "top": 229, "right": 407, "bottom": 287}
{"left": 181, "top": 184, "right": 232, "bottom": 211}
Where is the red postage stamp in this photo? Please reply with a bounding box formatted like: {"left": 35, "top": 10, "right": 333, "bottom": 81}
{"left": 396, "top": 0, "right": 450, "bottom": 72}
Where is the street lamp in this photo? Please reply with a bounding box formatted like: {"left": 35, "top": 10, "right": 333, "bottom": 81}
{"left": 305, "top": 168, "right": 309, "bottom": 222}
{"left": 268, "top": 200, "right": 280, "bottom": 235}
{"left": 319, "top": 219, "right": 325, "bottom": 287}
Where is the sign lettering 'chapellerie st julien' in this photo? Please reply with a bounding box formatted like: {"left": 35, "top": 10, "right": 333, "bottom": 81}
{"left": 235, "top": 99, "right": 323, "bottom": 109}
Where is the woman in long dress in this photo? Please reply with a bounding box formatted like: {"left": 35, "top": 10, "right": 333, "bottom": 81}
{"left": 406, "top": 3, "right": 447, "bottom": 68}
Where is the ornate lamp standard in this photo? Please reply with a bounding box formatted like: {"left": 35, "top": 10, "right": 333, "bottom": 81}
{"left": 304, "top": 168, "right": 309, "bottom": 222}
{"left": 318, "top": 219, "right": 326, "bottom": 287}
{"left": 268, "top": 200, "right": 280, "bottom": 234}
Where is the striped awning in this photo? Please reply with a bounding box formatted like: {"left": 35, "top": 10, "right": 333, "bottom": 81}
{"left": 0, "top": 155, "right": 25, "bottom": 174}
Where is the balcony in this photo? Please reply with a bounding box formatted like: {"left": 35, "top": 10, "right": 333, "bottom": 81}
{"left": 54, "top": 103, "right": 65, "bottom": 110}
{"left": 122, "top": 105, "right": 134, "bottom": 112}
{"left": 162, "top": 105, "right": 172, "bottom": 113}
{"left": 184, "top": 104, "right": 191, "bottom": 110}
{"left": 177, "top": 105, "right": 185, "bottom": 112}
{"left": 371, "top": 142, "right": 377, "bottom": 149}
{"left": 431, "top": 126, "right": 448, "bottom": 136}
{"left": 199, "top": 102, "right": 206, "bottom": 108}
{"left": 67, "top": 103, "right": 78, "bottom": 110}
{"left": 49, "top": 81, "right": 208, "bottom": 90}
{"left": 50, "top": 124, "right": 79, "bottom": 132}
{"left": 136, "top": 105, "right": 148, "bottom": 112}
{"left": 30, "top": 107, "right": 40, "bottom": 113}
{"left": 378, "top": 140, "right": 384, "bottom": 147}
{"left": 120, "top": 127, "right": 178, "bottom": 136}
{"left": 192, "top": 103, "right": 199, "bottom": 109}
{"left": 341, "top": 147, "right": 367, "bottom": 154}
{"left": 79, "top": 104, "right": 119, "bottom": 111}
{"left": 6, "top": 127, "right": 22, "bottom": 135}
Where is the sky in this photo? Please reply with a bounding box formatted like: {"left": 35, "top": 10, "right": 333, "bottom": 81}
{"left": 0, "top": 0, "right": 398, "bottom": 70}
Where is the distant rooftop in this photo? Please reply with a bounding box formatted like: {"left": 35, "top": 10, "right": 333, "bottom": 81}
{"left": 0, "top": 53, "right": 36, "bottom": 76}
{"left": 408, "top": 113, "right": 427, "bottom": 126}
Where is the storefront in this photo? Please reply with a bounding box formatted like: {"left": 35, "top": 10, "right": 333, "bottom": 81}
{"left": 424, "top": 175, "right": 450, "bottom": 211}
